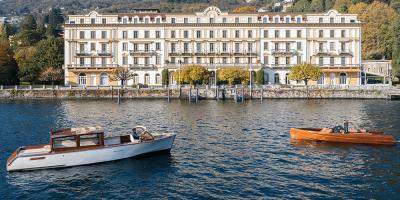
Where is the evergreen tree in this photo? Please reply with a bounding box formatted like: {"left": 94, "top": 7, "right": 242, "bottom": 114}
{"left": 391, "top": 16, "right": 400, "bottom": 77}
{"left": 22, "top": 14, "right": 37, "bottom": 31}
{"left": 256, "top": 69, "right": 264, "bottom": 85}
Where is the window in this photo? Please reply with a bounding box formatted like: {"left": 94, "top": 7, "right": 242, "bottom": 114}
{"left": 145, "top": 57, "right": 149, "bottom": 65}
{"left": 145, "top": 44, "right": 149, "bottom": 51}
{"left": 210, "top": 31, "right": 214, "bottom": 38}
{"left": 134, "top": 44, "right": 138, "bottom": 51}
{"left": 235, "top": 57, "right": 239, "bottom": 63}
{"left": 274, "top": 17, "right": 278, "bottom": 23}
{"left": 102, "top": 19, "right": 106, "bottom": 24}
{"left": 235, "top": 43, "right": 239, "bottom": 53}
{"left": 223, "top": 18, "right": 226, "bottom": 23}
{"left": 134, "top": 57, "right": 138, "bottom": 64}
{"left": 210, "top": 18, "right": 214, "bottom": 23}
{"left": 274, "top": 74, "right": 279, "bottom": 84}
{"left": 134, "top": 18, "right": 138, "bottom": 24}
{"left": 297, "top": 42, "right": 301, "bottom": 50}
{"left": 264, "top": 73, "right": 269, "bottom": 84}
{"left": 235, "top": 18, "right": 239, "bottom": 23}
{"left": 210, "top": 57, "right": 214, "bottom": 63}
{"left": 248, "top": 57, "right": 251, "bottom": 63}
{"left": 341, "top": 30, "right": 345, "bottom": 38}
{"left": 341, "top": 57, "right": 345, "bottom": 65}
{"left": 341, "top": 18, "right": 345, "bottom": 23}
{"left": 197, "top": 18, "right": 200, "bottom": 23}
{"left": 209, "top": 43, "right": 214, "bottom": 53}
{"left": 264, "top": 42, "right": 268, "bottom": 50}
{"left": 223, "top": 31, "right": 226, "bottom": 38}
{"left": 275, "top": 43, "right": 279, "bottom": 51}
{"left": 91, "top": 43, "right": 95, "bottom": 51}
{"left": 145, "top": 74, "right": 150, "bottom": 83}
{"left": 330, "top": 30, "right": 334, "bottom": 38}
{"left": 330, "top": 42, "right": 335, "bottom": 50}
{"left": 91, "top": 19, "right": 95, "bottom": 24}
{"left": 156, "top": 57, "right": 160, "bottom": 64}
{"left": 123, "top": 43, "right": 127, "bottom": 51}
{"left": 156, "top": 18, "right": 160, "bottom": 23}
{"left": 319, "top": 57, "right": 323, "bottom": 66}
{"left": 80, "top": 44, "right": 84, "bottom": 51}
{"left": 286, "top": 74, "right": 290, "bottom": 84}
{"left": 156, "top": 74, "right": 161, "bottom": 84}
{"left": 319, "top": 30, "right": 323, "bottom": 38}
{"left": 317, "top": 74, "right": 325, "bottom": 85}
{"left": 171, "top": 43, "right": 175, "bottom": 52}
{"left": 223, "top": 57, "right": 227, "bottom": 63}
{"left": 286, "top": 30, "right": 290, "bottom": 38}
{"left": 330, "top": 18, "right": 334, "bottom": 23}
{"left": 285, "top": 17, "right": 289, "bottom": 23}
{"left": 235, "top": 30, "right": 239, "bottom": 38}
{"left": 80, "top": 31, "right": 85, "bottom": 39}
{"left": 171, "top": 18, "right": 175, "bottom": 23}
{"left": 248, "top": 17, "right": 252, "bottom": 23}
{"left": 90, "top": 31, "right": 95, "bottom": 39}
{"left": 275, "top": 30, "right": 279, "bottom": 38}
{"left": 184, "top": 43, "right": 189, "bottom": 53}
{"left": 297, "top": 30, "right": 301, "bottom": 38}
{"left": 134, "top": 74, "right": 138, "bottom": 83}
{"left": 78, "top": 73, "right": 86, "bottom": 86}
{"left": 123, "top": 57, "right": 127, "bottom": 65}
{"left": 248, "top": 43, "right": 252, "bottom": 51}
{"left": 350, "top": 20, "right": 355, "bottom": 23}
{"left": 91, "top": 58, "right": 95, "bottom": 67}
{"left": 171, "top": 57, "right": 175, "bottom": 63}
{"left": 123, "top": 18, "right": 127, "bottom": 24}
{"left": 197, "top": 31, "right": 201, "bottom": 38}
{"left": 319, "top": 18, "right": 323, "bottom": 23}
{"left": 80, "top": 57, "right": 85, "bottom": 64}
{"left": 197, "top": 57, "right": 201, "bottom": 63}
{"left": 100, "top": 73, "right": 108, "bottom": 86}
{"left": 286, "top": 57, "right": 290, "bottom": 64}
{"left": 102, "top": 31, "right": 106, "bottom": 38}
{"left": 145, "top": 18, "right": 149, "bottom": 23}
{"left": 184, "top": 58, "right": 188, "bottom": 63}
{"left": 134, "top": 31, "right": 138, "bottom": 38}
{"left": 264, "top": 30, "right": 268, "bottom": 38}
{"left": 341, "top": 43, "right": 346, "bottom": 50}
{"left": 248, "top": 30, "right": 252, "bottom": 38}
{"left": 263, "top": 17, "right": 268, "bottom": 23}
{"left": 330, "top": 57, "right": 334, "bottom": 66}
{"left": 297, "top": 55, "right": 301, "bottom": 64}
{"left": 297, "top": 17, "right": 301, "bottom": 23}
{"left": 102, "top": 58, "right": 106, "bottom": 65}
{"left": 222, "top": 43, "right": 227, "bottom": 52}
{"left": 80, "top": 19, "right": 84, "bottom": 24}
{"left": 197, "top": 43, "right": 201, "bottom": 52}
{"left": 145, "top": 31, "right": 149, "bottom": 38}
{"left": 101, "top": 44, "right": 106, "bottom": 51}
{"left": 264, "top": 56, "right": 268, "bottom": 64}
{"left": 275, "top": 57, "right": 279, "bottom": 64}
{"left": 339, "top": 73, "right": 347, "bottom": 84}
{"left": 156, "top": 31, "right": 160, "bottom": 38}
{"left": 171, "top": 31, "right": 175, "bottom": 38}
{"left": 123, "top": 31, "right": 127, "bottom": 38}
{"left": 184, "top": 18, "right": 188, "bottom": 23}
{"left": 156, "top": 43, "right": 160, "bottom": 50}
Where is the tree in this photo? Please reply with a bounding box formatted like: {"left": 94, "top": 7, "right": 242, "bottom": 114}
{"left": 0, "top": 37, "right": 18, "bottom": 85}
{"left": 14, "top": 46, "right": 36, "bottom": 68}
{"left": 162, "top": 69, "right": 169, "bottom": 86}
{"left": 232, "top": 6, "right": 258, "bottom": 12}
{"left": 391, "top": 16, "right": 400, "bottom": 77}
{"left": 39, "top": 67, "right": 64, "bottom": 87}
{"left": 340, "top": 4, "right": 349, "bottom": 12}
{"left": 358, "top": 2, "right": 398, "bottom": 59}
{"left": 218, "top": 67, "right": 249, "bottom": 86}
{"left": 173, "top": 65, "right": 210, "bottom": 85}
{"left": 0, "top": 37, "right": 15, "bottom": 67}
{"left": 391, "top": 2, "right": 400, "bottom": 14}
{"left": 364, "top": 51, "right": 383, "bottom": 60}
{"left": 286, "top": 0, "right": 311, "bottom": 12}
{"left": 333, "top": 0, "right": 353, "bottom": 11}
{"left": 109, "top": 67, "right": 134, "bottom": 85}
{"left": 0, "top": 65, "right": 19, "bottom": 85}
{"left": 22, "top": 14, "right": 37, "bottom": 31}
{"left": 0, "top": 23, "right": 14, "bottom": 38}
{"left": 46, "top": 24, "right": 56, "bottom": 37}
{"left": 256, "top": 69, "right": 264, "bottom": 85}
{"left": 288, "top": 62, "right": 322, "bottom": 86}
{"left": 348, "top": 2, "right": 368, "bottom": 15}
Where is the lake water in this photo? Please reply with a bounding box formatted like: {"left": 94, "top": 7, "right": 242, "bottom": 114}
{"left": 0, "top": 98, "right": 399, "bottom": 199}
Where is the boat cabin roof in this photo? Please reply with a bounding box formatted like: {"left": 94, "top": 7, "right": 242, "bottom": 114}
{"left": 50, "top": 126, "right": 104, "bottom": 139}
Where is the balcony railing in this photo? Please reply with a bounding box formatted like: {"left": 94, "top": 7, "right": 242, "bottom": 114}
{"left": 164, "top": 63, "right": 262, "bottom": 69}
{"left": 97, "top": 50, "right": 111, "bottom": 55}
{"left": 245, "top": 49, "right": 257, "bottom": 54}
{"left": 75, "top": 50, "right": 90, "bottom": 56}
{"left": 339, "top": 49, "right": 351, "bottom": 55}
{"left": 129, "top": 49, "right": 154, "bottom": 54}
{"left": 270, "top": 64, "right": 294, "bottom": 68}
{"left": 317, "top": 64, "right": 359, "bottom": 69}
{"left": 128, "top": 64, "right": 155, "bottom": 69}
{"left": 208, "top": 49, "right": 216, "bottom": 54}
{"left": 315, "top": 49, "right": 328, "bottom": 54}
{"left": 169, "top": 49, "right": 180, "bottom": 55}
{"left": 195, "top": 49, "right": 204, "bottom": 54}
{"left": 220, "top": 49, "right": 230, "bottom": 54}
{"left": 271, "top": 49, "right": 297, "bottom": 54}
{"left": 64, "top": 64, "right": 118, "bottom": 69}
{"left": 233, "top": 49, "right": 244, "bottom": 54}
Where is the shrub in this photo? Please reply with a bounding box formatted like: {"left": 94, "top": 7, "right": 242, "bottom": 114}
{"left": 162, "top": 69, "right": 168, "bottom": 86}
{"left": 256, "top": 69, "right": 264, "bottom": 86}
{"left": 358, "top": 89, "right": 363, "bottom": 93}
{"left": 364, "top": 51, "right": 383, "bottom": 60}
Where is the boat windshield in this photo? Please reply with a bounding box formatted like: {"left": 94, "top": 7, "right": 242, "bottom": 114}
{"left": 53, "top": 136, "right": 77, "bottom": 149}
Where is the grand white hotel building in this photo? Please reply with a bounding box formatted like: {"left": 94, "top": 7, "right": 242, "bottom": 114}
{"left": 63, "top": 6, "right": 362, "bottom": 87}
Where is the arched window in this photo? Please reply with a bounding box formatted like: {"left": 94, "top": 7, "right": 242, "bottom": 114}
{"left": 90, "top": 73, "right": 96, "bottom": 86}
{"left": 133, "top": 74, "right": 138, "bottom": 84}
{"left": 264, "top": 73, "right": 269, "bottom": 84}
{"left": 339, "top": 73, "right": 347, "bottom": 85}
{"left": 285, "top": 73, "right": 290, "bottom": 85}
{"left": 155, "top": 74, "right": 161, "bottom": 84}
{"left": 78, "top": 73, "right": 86, "bottom": 86}
{"left": 100, "top": 73, "right": 108, "bottom": 86}
{"left": 317, "top": 73, "right": 325, "bottom": 85}
{"left": 274, "top": 73, "right": 280, "bottom": 84}
{"left": 145, "top": 74, "right": 150, "bottom": 84}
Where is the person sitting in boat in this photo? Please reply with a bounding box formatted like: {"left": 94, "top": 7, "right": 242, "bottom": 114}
{"left": 131, "top": 128, "right": 140, "bottom": 140}
{"left": 332, "top": 123, "right": 344, "bottom": 133}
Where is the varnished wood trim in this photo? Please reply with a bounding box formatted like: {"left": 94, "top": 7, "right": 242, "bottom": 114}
{"left": 30, "top": 157, "right": 46, "bottom": 161}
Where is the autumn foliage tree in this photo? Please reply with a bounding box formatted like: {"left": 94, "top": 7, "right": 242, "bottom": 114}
{"left": 232, "top": 6, "right": 258, "bottom": 12}
{"left": 218, "top": 67, "right": 250, "bottom": 86}
{"left": 39, "top": 67, "right": 64, "bottom": 87}
{"left": 0, "top": 37, "right": 19, "bottom": 85}
{"left": 173, "top": 65, "right": 210, "bottom": 85}
{"left": 14, "top": 46, "right": 36, "bottom": 68}
{"left": 288, "top": 62, "right": 322, "bottom": 86}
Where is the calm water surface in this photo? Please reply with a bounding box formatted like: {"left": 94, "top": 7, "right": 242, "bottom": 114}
{"left": 0, "top": 99, "right": 399, "bottom": 199}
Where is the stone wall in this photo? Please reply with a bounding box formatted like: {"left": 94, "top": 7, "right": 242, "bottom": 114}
{"left": 0, "top": 88, "right": 387, "bottom": 99}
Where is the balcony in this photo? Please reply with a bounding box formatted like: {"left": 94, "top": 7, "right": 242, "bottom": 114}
{"left": 315, "top": 49, "right": 328, "bottom": 55}
{"left": 270, "top": 64, "right": 294, "bottom": 69}
{"left": 64, "top": 64, "right": 118, "bottom": 69}
{"left": 271, "top": 49, "right": 297, "bottom": 55}
{"left": 208, "top": 49, "right": 216, "bottom": 55}
{"left": 181, "top": 49, "right": 191, "bottom": 56}
{"left": 317, "top": 64, "right": 359, "bottom": 69}
{"left": 169, "top": 49, "right": 180, "bottom": 56}
{"left": 128, "top": 64, "right": 155, "bottom": 69}
{"left": 129, "top": 49, "right": 154, "bottom": 55}
{"left": 164, "top": 63, "right": 262, "bottom": 69}
{"left": 195, "top": 49, "right": 204, "bottom": 55}
{"left": 220, "top": 49, "right": 230, "bottom": 55}
{"left": 75, "top": 50, "right": 90, "bottom": 56}
{"left": 245, "top": 49, "right": 257, "bottom": 55}
{"left": 339, "top": 49, "right": 351, "bottom": 55}
{"left": 233, "top": 49, "right": 244, "bottom": 55}
{"left": 97, "top": 50, "right": 112, "bottom": 56}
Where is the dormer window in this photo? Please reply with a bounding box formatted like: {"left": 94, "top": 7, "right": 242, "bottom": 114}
{"left": 91, "top": 19, "right": 95, "bottom": 24}
{"left": 274, "top": 17, "right": 279, "bottom": 23}
{"left": 80, "top": 19, "right": 84, "bottom": 24}
{"left": 285, "top": 17, "right": 289, "bottom": 23}
{"left": 197, "top": 18, "right": 201, "bottom": 23}
{"left": 156, "top": 18, "right": 160, "bottom": 23}
{"left": 319, "top": 18, "right": 323, "bottom": 23}
{"left": 102, "top": 19, "right": 106, "bottom": 24}
{"left": 134, "top": 18, "right": 138, "bottom": 24}
{"left": 297, "top": 17, "right": 301, "bottom": 23}
{"left": 210, "top": 18, "right": 214, "bottom": 23}
{"left": 330, "top": 18, "right": 334, "bottom": 23}
{"left": 223, "top": 18, "right": 226, "bottom": 23}
{"left": 123, "top": 18, "right": 127, "bottom": 24}
{"left": 184, "top": 18, "right": 188, "bottom": 23}
{"left": 145, "top": 18, "right": 149, "bottom": 23}
{"left": 341, "top": 18, "right": 345, "bottom": 23}
{"left": 263, "top": 17, "right": 267, "bottom": 23}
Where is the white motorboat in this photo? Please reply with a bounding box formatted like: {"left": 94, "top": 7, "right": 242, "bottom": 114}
{"left": 6, "top": 126, "right": 176, "bottom": 171}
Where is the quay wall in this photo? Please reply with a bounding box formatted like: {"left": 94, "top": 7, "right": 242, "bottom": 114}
{"left": 0, "top": 88, "right": 388, "bottom": 99}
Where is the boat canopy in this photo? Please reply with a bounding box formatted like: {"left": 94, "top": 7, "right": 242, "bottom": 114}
{"left": 50, "top": 126, "right": 103, "bottom": 138}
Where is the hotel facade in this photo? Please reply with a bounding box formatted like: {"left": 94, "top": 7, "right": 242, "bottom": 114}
{"left": 63, "top": 7, "right": 362, "bottom": 87}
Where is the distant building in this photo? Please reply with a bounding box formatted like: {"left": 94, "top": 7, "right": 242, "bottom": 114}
{"left": 274, "top": 2, "right": 282, "bottom": 7}
{"left": 258, "top": 7, "right": 268, "bottom": 12}
{"left": 361, "top": 60, "right": 392, "bottom": 85}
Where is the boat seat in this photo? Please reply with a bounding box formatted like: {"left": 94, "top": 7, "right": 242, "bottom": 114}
{"left": 321, "top": 128, "right": 333, "bottom": 133}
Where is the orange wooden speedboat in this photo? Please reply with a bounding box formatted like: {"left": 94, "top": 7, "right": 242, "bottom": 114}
{"left": 290, "top": 128, "right": 396, "bottom": 146}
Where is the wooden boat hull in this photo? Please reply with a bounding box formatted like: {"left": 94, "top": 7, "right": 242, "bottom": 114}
{"left": 7, "top": 135, "right": 176, "bottom": 171}
{"left": 290, "top": 128, "right": 396, "bottom": 146}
